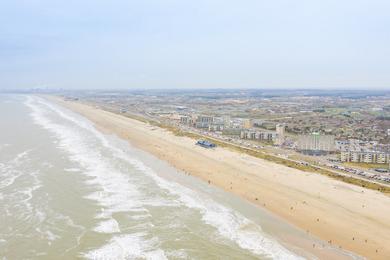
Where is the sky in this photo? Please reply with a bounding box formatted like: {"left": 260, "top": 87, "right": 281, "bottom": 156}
{"left": 0, "top": 0, "right": 389, "bottom": 90}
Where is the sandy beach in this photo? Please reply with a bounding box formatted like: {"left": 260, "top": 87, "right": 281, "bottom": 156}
{"left": 54, "top": 97, "right": 390, "bottom": 259}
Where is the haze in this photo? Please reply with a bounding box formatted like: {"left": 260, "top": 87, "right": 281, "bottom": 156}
{"left": 1, "top": 0, "right": 390, "bottom": 90}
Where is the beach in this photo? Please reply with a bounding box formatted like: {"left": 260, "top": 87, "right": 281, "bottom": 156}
{"left": 53, "top": 96, "right": 390, "bottom": 259}
{"left": 3, "top": 94, "right": 322, "bottom": 259}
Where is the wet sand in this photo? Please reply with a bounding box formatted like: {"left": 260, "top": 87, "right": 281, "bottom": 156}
{"left": 53, "top": 97, "right": 390, "bottom": 259}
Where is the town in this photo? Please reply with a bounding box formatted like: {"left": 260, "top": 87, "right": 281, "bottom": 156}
{"left": 63, "top": 89, "right": 390, "bottom": 184}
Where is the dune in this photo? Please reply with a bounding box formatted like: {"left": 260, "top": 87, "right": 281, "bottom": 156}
{"left": 53, "top": 97, "right": 390, "bottom": 259}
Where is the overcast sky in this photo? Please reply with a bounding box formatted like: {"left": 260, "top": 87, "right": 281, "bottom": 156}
{"left": 1, "top": 0, "right": 389, "bottom": 90}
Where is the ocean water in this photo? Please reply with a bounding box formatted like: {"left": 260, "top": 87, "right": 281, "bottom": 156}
{"left": 0, "top": 95, "right": 355, "bottom": 260}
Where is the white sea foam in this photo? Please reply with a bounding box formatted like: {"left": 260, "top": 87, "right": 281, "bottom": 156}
{"left": 19, "top": 176, "right": 42, "bottom": 203}
{"left": 97, "top": 141, "right": 302, "bottom": 259}
{"left": 26, "top": 96, "right": 166, "bottom": 259}
{"left": 0, "top": 148, "right": 42, "bottom": 219}
{"left": 25, "top": 96, "right": 302, "bottom": 259}
{"left": 13, "top": 150, "right": 31, "bottom": 161}
{"left": 64, "top": 168, "right": 81, "bottom": 172}
{"left": 166, "top": 249, "right": 188, "bottom": 259}
{"left": 0, "top": 150, "right": 32, "bottom": 190}
{"left": 0, "top": 171, "right": 21, "bottom": 189}
{"left": 94, "top": 219, "right": 120, "bottom": 234}
{"left": 130, "top": 159, "right": 303, "bottom": 259}
{"left": 83, "top": 233, "right": 167, "bottom": 260}
{"left": 0, "top": 144, "right": 64, "bottom": 250}
{"left": 35, "top": 227, "right": 60, "bottom": 242}
{"left": 26, "top": 97, "right": 145, "bottom": 219}
{"left": 128, "top": 214, "right": 152, "bottom": 220}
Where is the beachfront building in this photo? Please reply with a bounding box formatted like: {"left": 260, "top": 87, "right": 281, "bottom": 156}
{"left": 335, "top": 140, "right": 350, "bottom": 151}
{"left": 297, "top": 133, "right": 335, "bottom": 155}
{"left": 209, "top": 123, "right": 224, "bottom": 132}
{"left": 335, "top": 139, "right": 380, "bottom": 153}
{"left": 242, "top": 119, "right": 252, "bottom": 129}
{"left": 340, "top": 151, "right": 390, "bottom": 164}
{"left": 180, "top": 115, "right": 191, "bottom": 124}
{"left": 222, "top": 128, "right": 242, "bottom": 136}
{"left": 223, "top": 115, "right": 232, "bottom": 128}
{"left": 340, "top": 151, "right": 349, "bottom": 162}
{"left": 195, "top": 115, "right": 214, "bottom": 128}
{"left": 240, "top": 130, "right": 276, "bottom": 142}
{"left": 275, "top": 124, "right": 286, "bottom": 146}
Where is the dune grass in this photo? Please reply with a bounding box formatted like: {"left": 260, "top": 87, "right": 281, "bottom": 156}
{"left": 116, "top": 110, "right": 390, "bottom": 194}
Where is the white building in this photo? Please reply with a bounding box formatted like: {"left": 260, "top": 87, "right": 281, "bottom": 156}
{"left": 240, "top": 130, "right": 276, "bottom": 142}
{"left": 223, "top": 115, "right": 232, "bottom": 128}
{"left": 297, "top": 133, "right": 335, "bottom": 154}
{"left": 209, "top": 123, "right": 224, "bottom": 132}
{"left": 242, "top": 119, "right": 252, "bottom": 129}
{"left": 180, "top": 116, "right": 191, "bottom": 124}
{"left": 275, "top": 124, "right": 286, "bottom": 146}
{"left": 340, "top": 151, "right": 390, "bottom": 164}
{"left": 195, "top": 115, "right": 214, "bottom": 128}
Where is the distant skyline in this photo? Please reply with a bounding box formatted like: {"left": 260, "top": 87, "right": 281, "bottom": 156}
{"left": 1, "top": 0, "right": 390, "bottom": 90}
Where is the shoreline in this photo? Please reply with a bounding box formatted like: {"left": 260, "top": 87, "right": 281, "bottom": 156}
{"left": 108, "top": 133, "right": 356, "bottom": 260}
{"left": 51, "top": 96, "right": 390, "bottom": 259}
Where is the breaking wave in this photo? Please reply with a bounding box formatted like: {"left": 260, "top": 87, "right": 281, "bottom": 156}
{"left": 25, "top": 96, "right": 302, "bottom": 260}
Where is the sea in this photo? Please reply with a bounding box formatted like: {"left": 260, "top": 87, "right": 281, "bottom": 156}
{"left": 0, "top": 95, "right": 357, "bottom": 260}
